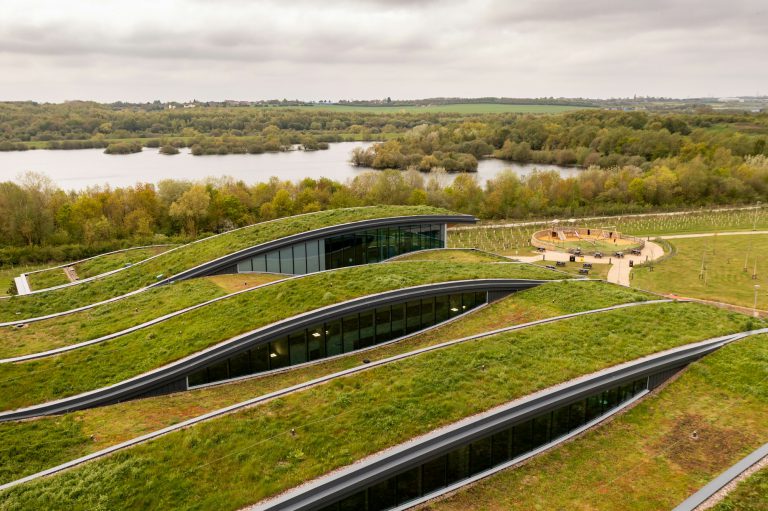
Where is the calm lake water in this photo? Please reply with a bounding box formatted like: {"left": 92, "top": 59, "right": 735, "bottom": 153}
{"left": 0, "top": 142, "right": 578, "bottom": 190}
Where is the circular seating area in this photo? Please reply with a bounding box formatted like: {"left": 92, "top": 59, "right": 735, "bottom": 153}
{"left": 531, "top": 226, "right": 645, "bottom": 256}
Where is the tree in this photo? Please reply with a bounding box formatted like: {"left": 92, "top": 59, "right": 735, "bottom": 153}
{"left": 169, "top": 185, "right": 210, "bottom": 237}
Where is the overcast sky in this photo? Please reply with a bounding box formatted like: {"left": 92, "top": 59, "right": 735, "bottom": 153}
{"left": 1, "top": 0, "right": 766, "bottom": 102}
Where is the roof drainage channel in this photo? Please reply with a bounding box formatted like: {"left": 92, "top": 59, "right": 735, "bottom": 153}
{"left": 0, "top": 299, "right": 670, "bottom": 491}
{"left": 251, "top": 328, "right": 768, "bottom": 511}
{"left": 0, "top": 278, "right": 542, "bottom": 422}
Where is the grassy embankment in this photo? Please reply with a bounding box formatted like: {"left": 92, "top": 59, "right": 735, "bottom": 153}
{"left": 25, "top": 246, "right": 173, "bottom": 291}
{"left": 0, "top": 274, "right": 283, "bottom": 359}
{"left": 712, "top": 464, "right": 768, "bottom": 510}
{"left": 0, "top": 280, "right": 650, "bottom": 485}
{"left": 0, "top": 262, "right": 560, "bottom": 411}
{"left": 633, "top": 234, "right": 768, "bottom": 309}
{"left": 0, "top": 301, "right": 752, "bottom": 509}
{"left": 0, "top": 205, "right": 452, "bottom": 322}
{"left": 427, "top": 333, "right": 768, "bottom": 511}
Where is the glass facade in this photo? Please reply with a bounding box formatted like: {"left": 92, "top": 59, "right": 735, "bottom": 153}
{"left": 187, "top": 291, "right": 486, "bottom": 388}
{"left": 235, "top": 223, "right": 444, "bottom": 275}
{"left": 315, "top": 378, "right": 649, "bottom": 511}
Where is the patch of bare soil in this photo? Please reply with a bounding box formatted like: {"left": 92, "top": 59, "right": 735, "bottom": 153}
{"left": 658, "top": 414, "right": 756, "bottom": 473}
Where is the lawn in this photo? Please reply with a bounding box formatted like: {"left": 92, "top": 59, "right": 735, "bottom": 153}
{"left": 632, "top": 234, "right": 768, "bottom": 309}
{"left": 0, "top": 205, "right": 453, "bottom": 322}
{"left": 0, "top": 280, "right": 652, "bottom": 485}
{"left": 426, "top": 333, "right": 768, "bottom": 511}
{"left": 0, "top": 274, "right": 283, "bottom": 359}
{"left": 393, "top": 249, "right": 509, "bottom": 263}
{"left": 0, "top": 261, "right": 560, "bottom": 411}
{"left": 0, "top": 302, "right": 751, "bottom": 509}
{"left": 712, "top": 464, "right": 768, "bottom": 510}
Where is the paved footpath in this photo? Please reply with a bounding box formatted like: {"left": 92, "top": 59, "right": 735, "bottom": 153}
{"left": 515, "top": 230, "right": 768, "bottom": 287}
{"left": 515, "top": 240, "right": 664, "bottom": 286}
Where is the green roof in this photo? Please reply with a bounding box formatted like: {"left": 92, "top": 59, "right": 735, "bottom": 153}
{"left": 1, "top": 205, "right": 457, "bottom": 321}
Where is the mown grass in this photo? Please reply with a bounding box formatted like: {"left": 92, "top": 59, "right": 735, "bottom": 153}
{"left": 0, "top": 205, "right": 452, "bottom": 322}
{"left": 393, "top": 249, "right": 509, "bottom": 263}
{"left": 633, "top": 234, "right": 768, "bottom": 309}
{"left": 712, "top": 464, "right": 768, "bottom": 511}
{"left": 0, "top": 274, "right": 283, "bottom": 359}
{"left": 0, "top": 303, "right": 754, "bottom": 509}
{"left": 0, "top": 262, "right": 559, "bottom": 411}
{"left": 426, "top": 333, "right": 768, "bottom": 511}
{"left": 0, "top": 280, "right": 652, "bottom": 484}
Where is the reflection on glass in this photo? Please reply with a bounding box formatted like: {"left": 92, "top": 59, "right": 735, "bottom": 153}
{"left": 187, "top": 291, "right": 487, "bottom": 387}
{"left": 316, "top": 378, "right": 649, "bottom": 511}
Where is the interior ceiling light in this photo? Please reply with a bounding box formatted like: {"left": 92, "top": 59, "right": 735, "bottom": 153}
{"left": 270, "top": 353, "right": 277, "bottom": 358}
{"left": 312, "top": 332, "right": 321, "bottom": 337}
{"left": 450, "top": 307, "right": 459, "bottom": 312}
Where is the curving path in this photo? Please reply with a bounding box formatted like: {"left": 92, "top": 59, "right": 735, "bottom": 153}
{"left": 0, "top": 299, "right": 670, "bottom": 492}
{"left": 514, "top": 240, "right": 665, "bottom": 286}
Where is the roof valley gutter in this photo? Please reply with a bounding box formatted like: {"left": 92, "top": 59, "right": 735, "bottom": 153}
{"left": 0, "top": 301, "right": 732, "bottom": 492}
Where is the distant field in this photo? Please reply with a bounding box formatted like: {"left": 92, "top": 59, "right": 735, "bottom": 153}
{"left": 300, "top": 103, "right": 593, "bottom": 114}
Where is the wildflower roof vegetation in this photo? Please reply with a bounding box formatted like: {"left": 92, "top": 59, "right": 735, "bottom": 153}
{"left": 0, "top": 273, "right": 283, "bottom": 360}
{"left": 0, "top": 205, "right": 455, "bottom": 321}
{"left": 0, "top": 301, "right": 752, "bottom": 510}
{"left": 0, "top": 280, "right": 652, "bottom": 484}
{"left": 427, "top": 333, "right": 768, "bottom": 511}
{"left": 0, "top": 260, "right": 559, "bottom": 412}
{"left": 25, "top": 246, "right": 174, "bottom": 291}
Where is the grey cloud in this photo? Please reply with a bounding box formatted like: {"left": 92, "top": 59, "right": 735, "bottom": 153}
{"left": 0, "top": 0, "right": 766, "bottom": 101}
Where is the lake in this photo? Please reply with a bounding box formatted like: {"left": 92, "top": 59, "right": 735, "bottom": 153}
{"left": 0, "top": 142, "right": 579, "bottom": 190}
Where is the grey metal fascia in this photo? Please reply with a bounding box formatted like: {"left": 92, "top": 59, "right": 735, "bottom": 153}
{"left": 154, "top": 214, "right": 476, "bottom": 285}
{"left": 0, "top": 299, "right": 662, "bottom": 492}
{"left": 672, "top": 442, "right": 768, "bottom": 511}
{"left": 252, "top": 329, "right": 768, "bottom": 511}
{"left": 0, "top": 278, "right": 534, "bottom": 422}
